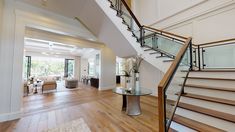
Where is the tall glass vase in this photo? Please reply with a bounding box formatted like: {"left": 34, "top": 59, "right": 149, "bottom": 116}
{"left": 134, "top": 72, "right": 140, "bottom": 92}
{"left": 126, "top": 77, "right": 131, "bottom": 89}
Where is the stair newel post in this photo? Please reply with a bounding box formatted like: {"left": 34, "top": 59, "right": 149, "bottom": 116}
{"left": 198, "top": 45, "right": 201, "bottom": 71}
{"left": 202, "top": 48, "right": 206, "bottom": 69}
{"left": 140, "top": 26, "right": 144, "bottom": 47}
{"left": 189, "top": 40, "right": 193, "bottom": 70}
{"left": 117, "top": 0, "right": 122, "bottom": 16}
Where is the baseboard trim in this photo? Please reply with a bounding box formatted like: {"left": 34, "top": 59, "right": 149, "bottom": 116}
{"left": 99, "top": 85, "right": 116, "bottom": 91}
{"left": 0, "top": 111, "right": 22, "bottom": 122}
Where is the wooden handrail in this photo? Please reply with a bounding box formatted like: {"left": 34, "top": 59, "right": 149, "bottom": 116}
{"left": 197, "top": 38, "right": 235, "bottom": 46}
{"left": 158, "top": 37, "right": 192, "bottom": 132}
{"left": 158, "top": 37, "right": 192, "bottom": 89}
{"left": 143, "top": 28, "right": 186, "bottom": 43}
{"left": 143, "top": 25, "right": 188, "bottom": 40}
{"left": 117, "top": 1, "right": 188, "bottom": 43}
{"left": 120, "top": 0, "right": 141, "bottom": 28}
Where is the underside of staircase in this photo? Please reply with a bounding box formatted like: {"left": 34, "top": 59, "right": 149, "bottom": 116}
{"left": 97, "top": 0, "right": 179, "bottom": 73}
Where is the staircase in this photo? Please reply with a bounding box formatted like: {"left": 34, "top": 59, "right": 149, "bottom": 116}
{"left": 97, "top": 0, "right": 189, "bottom": 72}
{"left": 170, "top": 70, "right": 235, "bottom": 132}
{"left": 97, "top": 0, "right": 235, "bottom": 131}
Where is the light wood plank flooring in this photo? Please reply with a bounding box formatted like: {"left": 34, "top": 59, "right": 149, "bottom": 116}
{"left": 0, "top": 84, "right": 159, "bottom": 132}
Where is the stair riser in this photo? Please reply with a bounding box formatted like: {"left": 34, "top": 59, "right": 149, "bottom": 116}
{"left": 189, "top": 72, "right": 235, "bottom": 79}
{"left": 186, "top": 79, "right": 235, "bottom": 90}
{"left": 184, "top": 87, "right": 235, "bottom": 101}
{"left": 180, "top": 97, "right": 235, "bottom": 115}
{"left": 176, "top": 108, "right": 235, "bottom": 131}
{"left": 170, "top": 121, "right": 197, "bottom": 132}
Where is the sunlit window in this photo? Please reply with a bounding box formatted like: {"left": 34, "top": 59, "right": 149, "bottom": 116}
{"left": 30, "top": 56, "right": 65, "bottom": 77}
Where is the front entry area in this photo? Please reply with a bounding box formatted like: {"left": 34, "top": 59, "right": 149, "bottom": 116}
{"left": 0, "top": 83, "right": 158, "bottom": 132}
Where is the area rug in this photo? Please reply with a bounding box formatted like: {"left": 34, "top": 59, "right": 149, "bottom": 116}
{"left": 45, "top": 118, "right": 91, "bottom": 132}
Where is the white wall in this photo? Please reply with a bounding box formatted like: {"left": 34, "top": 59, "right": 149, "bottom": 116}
{"left": 139, "top": 60, "right": 164, "bottom": 96}
{"left": 150, "top": 0, "right": 235, "bottom": 44}
{"left": 133, "top": 0, "right": 204, "bottom": 25}
{"left": 133, "top": 0, "right": 235, "bottom": 44}
{"left": 133, "top": 0, "right": 159, "bottom": 25}
{"left": 0, "top": 0, "right": 3, "bottom": 64}
{"left": 0, "top": 0, "right": 3, "bottom": 43}
{"left": 157, "top": 0, "right": 204, "bottom": 21}
{"left": 99, "top": 46, "right": 116, "bottom": 90}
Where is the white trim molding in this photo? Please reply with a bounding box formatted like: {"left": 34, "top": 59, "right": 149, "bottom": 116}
{"left": 99, "top": 85, "right": 117, "bottom": 91}
{"left": 151, "top": 0, "right": 208, "bottom": 26}
{"left": 0, "top": 111, "right": 22, "bottom": 122}
{"left": 151, "top": 0, "right": 235, "bottom": 30}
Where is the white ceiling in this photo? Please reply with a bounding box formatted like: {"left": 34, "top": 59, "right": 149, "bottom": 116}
{"left": 15, "top": 0, "right": 90, "bottom": 19}
{"left": 24, "top": 37, "right": 97, "bottom": 57}
{"left": 16, "top": 0, "right": 137, "bottom": 57}
{"left": 15, "top": 0, "right": 99, "bottom": 43}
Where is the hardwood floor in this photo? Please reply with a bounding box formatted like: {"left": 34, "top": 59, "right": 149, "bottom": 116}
{"left": 0, "top": 83, "right": 159, "bottom": 132}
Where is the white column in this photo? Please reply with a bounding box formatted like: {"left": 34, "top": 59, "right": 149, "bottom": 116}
{"left": 0, "top": 0, "right": 23, "bottom": 121}
{"left": 80, "top": 58, "right": 88, "bottom": 80}
{"left": 74, "top": 56, "right": 81, "bottom": 80}
{"left": 99, "top": 46, "right": 116, "bottom": 90}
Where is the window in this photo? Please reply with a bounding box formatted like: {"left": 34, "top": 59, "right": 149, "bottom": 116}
{"left": 88, "top": 62, "right": 95, "bottom": 76}
{"left": 30, "top": 57, "right": 65, "bottom": 77}
{"left": 23, "top": 56, "right": 31, "bottom": 79}
{"left": 64, "top": 59, "right": 75, "bottom": 78}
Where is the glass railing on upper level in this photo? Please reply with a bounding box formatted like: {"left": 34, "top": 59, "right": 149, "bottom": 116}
{"left": 141, "top": 26, "right": 186, "bottom": 59}
{"left": 193, "top": 38, "right": 235, "bottom": 70}
{"left": 108, "top": 0, "right": 189, "bottom": 60}
{"left": 109, "top": 0, "right": 141, "bottom": 39}
{"left": 158, "top": 38, "right": 192, "bottom": 132}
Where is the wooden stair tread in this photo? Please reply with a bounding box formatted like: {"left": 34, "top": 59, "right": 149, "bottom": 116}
{"left": 186, "top": 76, "right": 235, "bottom": 81}
{"left": 144, "top": 48, "right": 153, "bottom": 51}
{"left": 149, "top": 51, "right": 159, "bottom": 55}
{"left": 156, "top": 55, "right": 167, "bottom": 58}
{"left": 163, "top": 59, "right": 174, "bottom": 62}
{"left": 168, "top": 128, "right": 177, "bottom": 132}
{"left": 189, "top": 70, "right": 235, "bottom": 72}
{"left": 178, "top": 102, "right": 235, "bottom": 123}
{"left": 182, "top": 93, "right": 235, "bottom": 106}
{"left": 173, "top": 114, "right": 226, "bottom": 132}
{"left": 183, "top": 84, "right": 235, "bottom": 92}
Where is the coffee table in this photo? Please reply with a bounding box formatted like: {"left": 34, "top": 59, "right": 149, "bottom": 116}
{"left": 113, "top": 87, "right": 152, "bottom": 116}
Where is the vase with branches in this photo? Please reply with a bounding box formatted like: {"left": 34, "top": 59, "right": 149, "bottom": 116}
{"left": 132, "top": 55, "right": 143, "bottom": 73}
{"left": 132, "top": 55, "right": 143, "bottom": 92}
{"left": 123, "top": 69, "right": 132, "bottom": 89}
